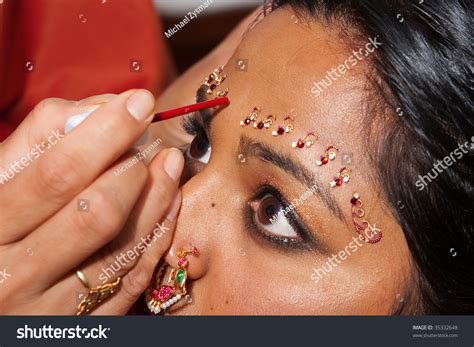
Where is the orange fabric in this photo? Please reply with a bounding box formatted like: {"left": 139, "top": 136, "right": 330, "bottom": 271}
{"left": 0, "top": 0, "right": 174, "bottom": 140}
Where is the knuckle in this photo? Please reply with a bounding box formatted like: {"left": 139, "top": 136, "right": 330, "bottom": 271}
{"left": 73, "top": 188, "right": 124, "bottom": 244}
{"left": 35, "top": 151, "right": 82, "bottom": 201}
{"left": 32, "top": 98, "right": 64, "bottom": 118}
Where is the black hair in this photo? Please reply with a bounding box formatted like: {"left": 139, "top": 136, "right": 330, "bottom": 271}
{"left": 266, "top": 0, "right": 473, "bottom": 314}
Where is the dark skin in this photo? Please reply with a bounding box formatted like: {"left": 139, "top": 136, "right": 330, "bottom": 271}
{"left": 151, "top": 6, "right": 412, "bottom": 314}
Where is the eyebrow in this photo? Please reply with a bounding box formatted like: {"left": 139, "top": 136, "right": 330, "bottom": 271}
{"left": 238, "top": 136, "right": 344, "bottom": 220}
{"left": 194, "top": 85, "right": 345, "bottom": 220}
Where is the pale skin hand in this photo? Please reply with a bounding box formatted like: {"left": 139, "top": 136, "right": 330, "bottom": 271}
{"left": 0, "top": 90, "right": 184, "bottom": 314}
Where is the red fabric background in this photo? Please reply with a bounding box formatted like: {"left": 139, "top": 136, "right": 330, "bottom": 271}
{"left": 0, "top": 0, "right": 174, "bottom": 141}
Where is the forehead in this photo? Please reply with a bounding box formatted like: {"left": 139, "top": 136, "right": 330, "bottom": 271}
{"left": 215, "top": 7, "right": 371, "bottom": 161}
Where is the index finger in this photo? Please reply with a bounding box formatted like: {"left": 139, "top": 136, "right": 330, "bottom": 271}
{"left": 0, "top": 89, "right": 155, "bottom": 242}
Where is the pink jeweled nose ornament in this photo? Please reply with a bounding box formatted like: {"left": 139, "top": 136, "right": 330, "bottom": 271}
{"left": 146, "top": 247, "right": 199, "bottom": 315}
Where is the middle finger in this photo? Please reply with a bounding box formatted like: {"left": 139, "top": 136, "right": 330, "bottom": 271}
{"left": 16, "top": 151, "right": 156, "bottom": 290}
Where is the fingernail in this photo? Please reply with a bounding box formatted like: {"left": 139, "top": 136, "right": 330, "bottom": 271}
{"left": 126, "top": 89, "right": 154, "bottom": 122}
{"left": 163, "top": 148, "right": 184, "bottom": 183}
{"left": 166, "top": 193, "right": 182, "bottom": 222}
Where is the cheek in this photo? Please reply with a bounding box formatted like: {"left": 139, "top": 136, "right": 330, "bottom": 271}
{"left": 190, "top": 248, "right": 403, "bottom": 315}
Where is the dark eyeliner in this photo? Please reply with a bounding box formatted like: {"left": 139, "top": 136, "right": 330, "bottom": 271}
{"left": 245, "top": 185, "right": 318, "bottom": 252}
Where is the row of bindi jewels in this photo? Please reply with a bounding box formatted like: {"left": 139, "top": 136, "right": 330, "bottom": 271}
{"left": 206, "top": 65, "right": 380, "bottom": 243}
{"left": 240, "top": 106, "right": 351, "bottom": 188}
{"left": 204, "top": 66, "right": 228, "bottom": 97}
{"left": 240, "top": 106, "right": 295, "bottom": 135}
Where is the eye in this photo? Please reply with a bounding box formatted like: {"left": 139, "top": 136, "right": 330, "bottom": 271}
{"left": 249, "top": 193, "right": 301, "bottom": 243}
{"left": 186, "top": 131, "right": 211, "bottom": 164}
{"left": 245, "top": 185, "right": 318, "bottom": 251}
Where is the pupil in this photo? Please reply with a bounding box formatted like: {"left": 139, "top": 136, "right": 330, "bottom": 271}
{"left": 265, "top": 204, "right": 276, "bottom": 216}
{"left": 258, "top": 196, "right": 280, "bottom": 225}
{"left": 190, "top": 133, "right": 209, "bottom": 158}
{"left": 197, "top": 140, "right": 207, "bottom": 152}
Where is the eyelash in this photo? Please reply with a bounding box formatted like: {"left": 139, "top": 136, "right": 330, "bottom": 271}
{"left": 179, "top": 114, "right": 205, "bottom": 158}
{"left": 183, "top": 114, "right": 202, "bottom": 136}
{"left": 181, "top": 115, "right": 316, "bottom": 252}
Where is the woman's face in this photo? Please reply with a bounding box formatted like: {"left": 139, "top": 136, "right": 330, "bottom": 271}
{"left": 163, "top": 7, "right": 411, "bottom": 314}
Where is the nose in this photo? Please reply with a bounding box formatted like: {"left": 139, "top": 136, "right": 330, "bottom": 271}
{"left": 163, "top": 174, "right": 216, "bottom": 280}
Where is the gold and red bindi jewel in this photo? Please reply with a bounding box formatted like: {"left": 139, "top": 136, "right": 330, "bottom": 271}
{"left": 204, "top": 66, "right": 227, "bottom": 95}
{"left": 145, "top": 247, "right": 199, "bottom": 315}
{"left": 350, "top": 193, "right": 382, "bottom": 243}
{"left": 316, "top": 145, "right": 339, "bottom": 166}
{"left": 240, "top": 106, "right": 261, "bottom": 127}
{"left": 292, "top": 132, "right": 317, "bottom": 148}
{"left": 330, "top": 166, "right": 351, "bottom": 187}
{"left": 216, "top": 88, "right": 229, "bottom": 97}
{"left": 254, "top": 114, "right": 276, "bottom": 129}
{"left": 272, "top": 116, "right": 295, "bottom": 136}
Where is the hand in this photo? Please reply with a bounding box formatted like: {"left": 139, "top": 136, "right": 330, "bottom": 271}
{"left": 0, "top": 90, "right": 184, "bottom": 314}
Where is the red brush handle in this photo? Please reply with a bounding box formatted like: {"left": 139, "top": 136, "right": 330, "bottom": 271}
{"left": 152, "top": 97, "right": 229, "bottom": 122}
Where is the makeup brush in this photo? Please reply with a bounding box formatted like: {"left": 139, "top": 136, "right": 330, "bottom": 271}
{"left": 152, "top": 96, "right": 229, "bottom": 122}
{"left": 64, "top": 96, "right": 229, "bottom": 146}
